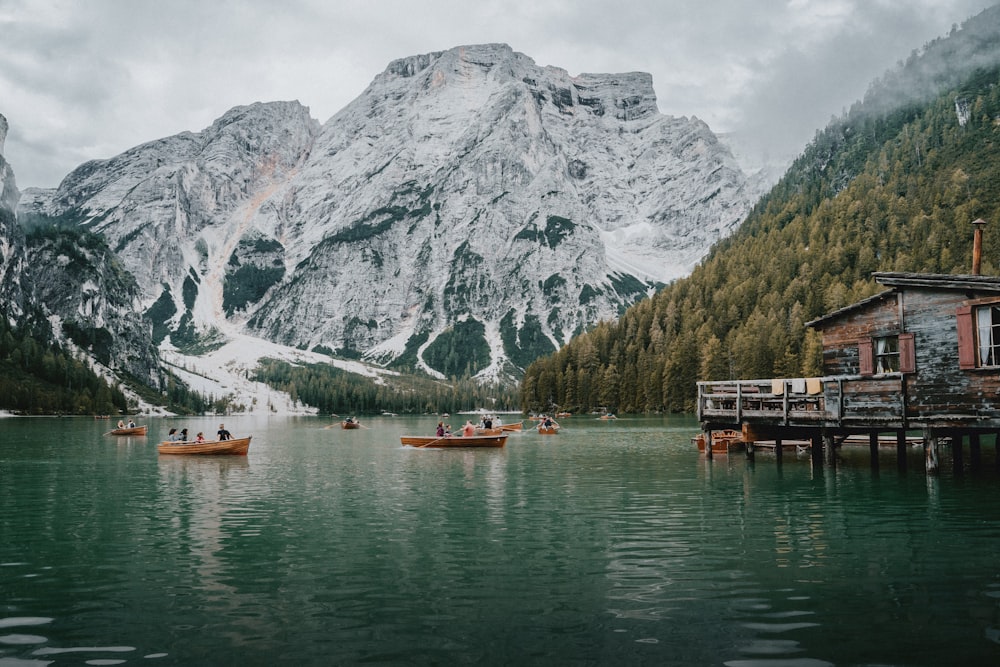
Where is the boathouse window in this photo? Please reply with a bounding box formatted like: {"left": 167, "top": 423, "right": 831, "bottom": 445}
{"left": 859, "top": 333, "right": 914, "bottom": 375}
{"left": 957, "top": 304, "right": 1000, "bottom": 369}
{"left": 875, "top": 336, "right": 900, "bottom": 373}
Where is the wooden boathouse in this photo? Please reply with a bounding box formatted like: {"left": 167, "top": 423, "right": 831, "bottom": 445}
{"left": 696, "top": 221, "right": 1000, "bottom": 472}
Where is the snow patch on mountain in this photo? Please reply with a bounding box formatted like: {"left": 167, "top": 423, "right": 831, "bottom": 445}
{"left": 160, "top": 331, "right": 399, "bottom": 415}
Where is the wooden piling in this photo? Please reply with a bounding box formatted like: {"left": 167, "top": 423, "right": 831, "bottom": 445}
{"left": 969, "top": 433, "right": 982, "bottom": 469}
{"left": 924, "top": 429, "right": 939, "bottom": 474}
{"left": 896, "top": 430, "right": 907, "bottom": 471}
{"left": 811, "top": 433, "right": 823, "bottom": 466}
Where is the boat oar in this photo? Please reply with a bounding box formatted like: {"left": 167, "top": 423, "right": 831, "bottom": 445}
{"left": 414, "top": 435, "right": 450, "bottom": 448}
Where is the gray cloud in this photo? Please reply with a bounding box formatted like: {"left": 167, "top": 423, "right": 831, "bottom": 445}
{"left": 0, "top": 0, "right": 993, "bottom": 187}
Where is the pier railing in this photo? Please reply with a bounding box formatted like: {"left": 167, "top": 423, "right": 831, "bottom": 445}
{"left": 696, "top": 373, "right": 906, "bottom": 428}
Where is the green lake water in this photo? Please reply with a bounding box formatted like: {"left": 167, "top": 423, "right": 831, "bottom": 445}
{"left": 2, "top": 415, "right": 999, "bottom": 666}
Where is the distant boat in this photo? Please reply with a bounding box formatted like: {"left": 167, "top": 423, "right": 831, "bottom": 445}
{"left": 109, "top": 425, "right": 147, "bottom": 436}
{"left": 499, "top": 422, "right": 523, "bottom": 432}
{"left": 475, "top": 427, "right": 503, "bottom": 436}
{"left": 536, "top": 424, "right": 560, "bottom": 435}
{"left": 158, "top": 436, "right": 252, "bottom": 456}
{"left": 341, "top": 420, "right": 361, "bottom": 429}
{"left": 400, "top": 434, "right": 507, "bottom": 448}
{"left": 555, "top": 412, "right": 572, "bottom": 417}
{"left": 598, "top": 414, "right": 617, "bottom": 420}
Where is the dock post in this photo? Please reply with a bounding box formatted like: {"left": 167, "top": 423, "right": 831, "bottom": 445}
{"left": 896, "top": 429, "right": 907, "bottom": 471}
{"left": 869, "top": 432, "right": 880, "bottom": 471}
{"left": 924, "top": 429, "right": 939, "bottom": 474}
{"left": 824, "top": 433, "right": 836, "bottom": 466}
{"left": 775, "top": 437, "right": 783, "bottom": 464}
{"left": 996, "top": 431, "right": 1000, "bottom": 471}
{"left": 704, "top": 431, "right": 713, "bottom": 460}
{"left": 951, "top": 434, "right": 964, "bottom": 475}
{"left": 811, "top": 433, "right": 823, "bottom": 466}
{"left": 746, "top": 439, "right": 755, "bottom": 462}
{"left": 969, "top": 433, "right": 982, "bottom": 470}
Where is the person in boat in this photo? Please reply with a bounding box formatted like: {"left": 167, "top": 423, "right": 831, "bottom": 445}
{"left": 462, "top": 421, "right": 476, "bottom": 437}
{"left": 542, "top": 416, "right": 554, "bottom": 428}
{"left": 436, "top": 422, "right": 445, "bottom": 437}
{"left": 167, "top": 427, "right": 179, "bottom": 441}
{"left": 444, "top": 424, "right": 452, "bottom": 436}
{"left": 494, "top": 415, "right": 502, "bottom": 427}
{"left": 483, "top": 416, "right": 493, "bottom": 429}
{"left": 179, "top": 428, "right": 189, "bottom": 442}
{"left": 345, "top": 416, "right": 354, "bottom": 424}
{"left": 195, "top": 432, "right": 205, "bottom": 443}
{"left": 128, "top": 419, "right": 136, "bottom": 428}
{"left": 217, "top": 423, "right": 232, "bottom": 441}
{"left": 117, "top": 420, "right": 126, "bottom": 429}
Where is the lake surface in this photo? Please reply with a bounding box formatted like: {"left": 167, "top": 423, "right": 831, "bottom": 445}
{"left": 2, "top": 415, "right": 999, "bottom": 666}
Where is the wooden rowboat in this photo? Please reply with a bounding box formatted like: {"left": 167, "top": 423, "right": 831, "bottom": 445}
{"left": 499, "top": 422, "right": 523, "bottom": 432}
{"left": 475, "top": 427, "right": 503, "bottom": 435}
{"left": 400, "top": 434, "right": 507, "bottom": 448}
{"left": 110, "top": 425, "right": 147, "bottom": 436}
{"left": 158, "top": 436, "right": 252, "bottom": 456}
{"left": 341, "top": 421, "right": 361, "bottom": 429}
{"left": 693, "top": 430, "right": 743, "bottom": 454}
{"left": 536, "top": 425, "right": 560, "bottom": 435}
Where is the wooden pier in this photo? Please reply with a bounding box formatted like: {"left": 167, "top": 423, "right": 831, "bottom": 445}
{"left": 697, "top": 266, "right": 1000, "bottom": 473}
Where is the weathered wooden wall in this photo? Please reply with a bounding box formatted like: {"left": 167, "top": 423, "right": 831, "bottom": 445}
{"left": 902, "top": 288, "right": 1000, "bottom": 422}
{"left": 818, "top": 293, "right": 899, "bottom": 377}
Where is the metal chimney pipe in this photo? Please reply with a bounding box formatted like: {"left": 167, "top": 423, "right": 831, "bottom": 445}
{"left": 972, "top": 218, "right": 987, "bottom": 275}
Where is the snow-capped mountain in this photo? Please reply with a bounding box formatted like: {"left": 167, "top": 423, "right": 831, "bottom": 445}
{"left": 18, "top": 44, "right": 760, "bottom": 384}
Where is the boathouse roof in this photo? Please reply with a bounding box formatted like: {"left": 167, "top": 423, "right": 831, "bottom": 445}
{"left": 806, "top": 271, "right": 1000, "bottom": 329}
{"left": 871, "top": 271, "right": 1000, "bottom": 291}
{"left": 805, "top": 289, "right": 895, "bottom": 328}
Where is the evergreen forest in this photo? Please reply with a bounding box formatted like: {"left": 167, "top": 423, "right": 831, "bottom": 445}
{"left": 254, "top": 359, "right": 520, "bottom": 415}
{"left": 0, "top": 317, "right": 129, "bottom": 415}
{"left": 521, "top": 11, "right": 1000, "bottom": 414}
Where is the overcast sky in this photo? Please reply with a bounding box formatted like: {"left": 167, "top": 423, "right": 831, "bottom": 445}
{"left": 0, "top": 0, "right": 993, "bottom": 188}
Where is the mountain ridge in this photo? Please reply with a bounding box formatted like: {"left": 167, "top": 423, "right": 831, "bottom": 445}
{"left": 15, "top": 43, "right": 760, "bottom": 394}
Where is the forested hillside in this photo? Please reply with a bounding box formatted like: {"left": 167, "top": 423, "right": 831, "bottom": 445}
{"left": 520, "top": 7, "right": 1000, "bottom": 414}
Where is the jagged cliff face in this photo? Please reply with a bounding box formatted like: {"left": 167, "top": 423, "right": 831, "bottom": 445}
{"left": 22, "top": 227, "right": 162, "bottom": 384}
{"left": 0, "top": 113, "right": 27, "bottom": 321}
{"left": 1, "top": 113, "right": 161, "bottom": 386}
{"left": 18, "top": 44, "right": 757, "bottom": 381}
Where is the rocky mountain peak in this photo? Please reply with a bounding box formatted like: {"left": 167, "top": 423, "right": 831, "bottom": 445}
{"left": 14, "top": 44, "right": 762, "bottom": 387}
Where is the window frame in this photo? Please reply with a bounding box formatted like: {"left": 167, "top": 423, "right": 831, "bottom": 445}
{"left": 859, "top": 332, "right": 914, "bottom": 375}
{"left": 957, "top": 303, "right": 1000, "bottom": 369}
